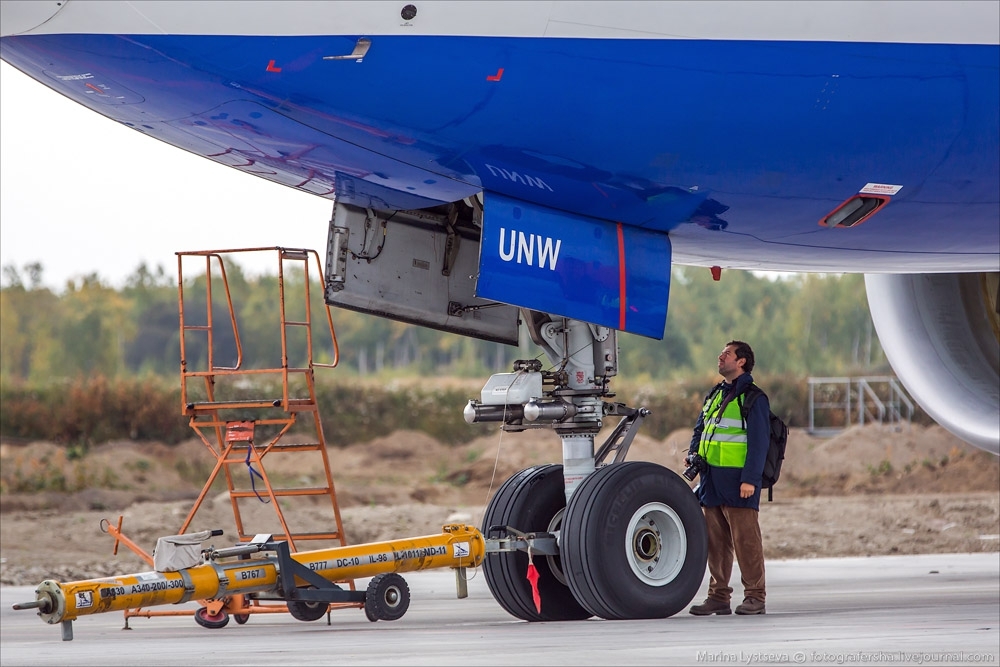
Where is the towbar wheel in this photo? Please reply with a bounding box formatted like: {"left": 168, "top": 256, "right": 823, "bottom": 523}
{"left": 364, "top": 573, "right": 410, "bottom": 622}
{"left": 287, "top": 586, "right": 330, "bottom": 622}
{"left": 193, "top": 607, "right": 230, "bottom": 629}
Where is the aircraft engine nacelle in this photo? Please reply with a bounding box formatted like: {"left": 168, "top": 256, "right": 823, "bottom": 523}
{"left": 865, "top": 272, "right": 1000, "bottom": 455}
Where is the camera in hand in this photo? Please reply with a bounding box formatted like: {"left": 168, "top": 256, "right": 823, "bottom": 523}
{"left": 682, "top": 453, "right": 708, "bottom": 481}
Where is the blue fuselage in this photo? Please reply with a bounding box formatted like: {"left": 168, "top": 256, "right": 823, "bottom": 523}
{"left": 2, "top": 31, "right": 997, "bottom": 272}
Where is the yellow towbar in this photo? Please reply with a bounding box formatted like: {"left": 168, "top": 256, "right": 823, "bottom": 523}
{"left": 14, "top": 523, "right": 485, "bottom": 640}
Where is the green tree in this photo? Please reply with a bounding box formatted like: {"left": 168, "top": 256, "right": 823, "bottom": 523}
{"left": 53, "top": 274, "right": 135, "bottom": 378}
{"left": 1, "top": 264, "right": 63, "bottom": 381}
{"left": 122, "top": 262, "right": 180, "bottom": 376}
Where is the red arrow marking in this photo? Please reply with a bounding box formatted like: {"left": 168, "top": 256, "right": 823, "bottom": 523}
{"left": 266, "top": 60, "right": 282, "bottom": 73}
{"left": 487, "top": 68, "right": 504, "bottom": 81}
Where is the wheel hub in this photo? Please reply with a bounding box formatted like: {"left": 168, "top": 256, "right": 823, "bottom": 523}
{"left": 633, "top": 526, "right": 659, "bottom": 561}
{"left": 625, "top": 502, "right": 687, "bottom": 586}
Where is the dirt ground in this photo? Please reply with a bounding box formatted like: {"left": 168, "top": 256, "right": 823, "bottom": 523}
{"left": 1, "top": 422, "right": 997, "bottom": 586}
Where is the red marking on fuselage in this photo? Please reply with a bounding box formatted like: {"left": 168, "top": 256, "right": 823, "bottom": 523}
{"left": 84, "top": 83, "right": 105, "bottom": 95}
{"left": 266, "top": 60, "right": 282, "bottom": 73}
{"left": 487, "top": 68, "right": 504, "bottom": 81}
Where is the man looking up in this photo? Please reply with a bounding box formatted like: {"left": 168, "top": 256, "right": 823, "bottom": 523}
{"left": 686, "top": 340, "right": 769, "bottom": 616}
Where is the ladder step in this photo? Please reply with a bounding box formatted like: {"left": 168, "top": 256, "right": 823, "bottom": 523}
{"left": 223, "top": 442, "right": 324, "bottom": 452}
{"left": 266, "top": 442, "right": 325, "bottom": 452}
{"left": 229, "top": 487, "right": 333, "bottom": 498}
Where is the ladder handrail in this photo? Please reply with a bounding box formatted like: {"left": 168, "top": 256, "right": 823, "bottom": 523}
{"left": 178, "top": 252, "right": 245, "bottom": 410}
{"left": 889, "top": 378, "right": 915, "bottom": 425}
{"left": 177, "top": 247, "right": 339, "bottom": 413}
{"left": 856, "top": 378, "right": 886, "bottom": 426}
{"left": 304, "top": 248, "right": 339, "bottom": 370}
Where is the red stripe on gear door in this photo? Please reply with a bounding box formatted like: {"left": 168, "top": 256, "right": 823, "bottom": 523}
{"left": 617, "top": 223, "right": 627, "bottom": 330}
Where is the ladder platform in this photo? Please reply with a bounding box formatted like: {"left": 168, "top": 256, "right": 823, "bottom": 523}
{"left": 186, "top": 399, "right": 283, "bottom": 411}
{"left": 184, "top": 398, "right": 319, "bottom": 412}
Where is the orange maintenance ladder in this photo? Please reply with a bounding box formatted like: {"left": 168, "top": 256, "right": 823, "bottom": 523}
{"left": 117, "top": 247, "right": 359, "bottom": 628}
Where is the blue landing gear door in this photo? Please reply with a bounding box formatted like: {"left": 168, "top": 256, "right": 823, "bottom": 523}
{"left": 476, "top": 193, "right": 671, "bottom": 339}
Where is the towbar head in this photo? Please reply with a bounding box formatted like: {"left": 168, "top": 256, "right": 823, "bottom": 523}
{"left": 12, "top": 580, "right": 65, "bottom": 625}
{"left": 12, "top": 597, "right": 52, "bottom": 613}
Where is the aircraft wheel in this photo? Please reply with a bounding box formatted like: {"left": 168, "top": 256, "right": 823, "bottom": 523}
{"left": 287, "top": 587, "right": 330, "bottom": 622}
{"left": 233, "top": 613, "right": 250, "bottom": 625}
{"left": 364, "top": 573, "right": 410, "bottom": 622}
{"left": 561, "top": 461, "right": 707, "bottom": 620}
{"left": 194, "top": 606, "right": 230, "bottom": 629}
{"left": 481, "top": 465, "right": 591, "bottom": 622}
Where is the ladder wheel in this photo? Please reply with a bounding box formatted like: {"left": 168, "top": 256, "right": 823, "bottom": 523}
{"left": 364, "top": 573, "right": 410, "bottom": 622}
{"left": 194, "top": 607, "right": 230, "bottom": 629}
{"left": 233, "top": 613, "right": 250, "bottom": 625}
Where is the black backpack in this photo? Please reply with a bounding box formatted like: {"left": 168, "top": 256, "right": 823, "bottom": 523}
{"left": 738, "top": 385, "right": 788, "bottom": 502}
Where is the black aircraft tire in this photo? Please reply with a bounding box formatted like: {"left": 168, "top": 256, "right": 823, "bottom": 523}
{"left": 364, "top": 573, "right": 410, "bottom": 621}
{"left": 561, "top": 461, "right": 707, "bottom": 620}
{"left": 287, "top": 588, "right": 330, "bottom": 622}
{"left": 481, "top": 465, "right": 591, "bottom": 622}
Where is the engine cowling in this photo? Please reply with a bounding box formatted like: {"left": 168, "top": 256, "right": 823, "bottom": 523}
{"left": 865, "top": 272, "right": 999, "bottom": 455}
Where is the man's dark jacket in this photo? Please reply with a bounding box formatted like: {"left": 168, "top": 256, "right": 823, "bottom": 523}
{"left": 687, "top": 372, "right": 770, "bottom": 510}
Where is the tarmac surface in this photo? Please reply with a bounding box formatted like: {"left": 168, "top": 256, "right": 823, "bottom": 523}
{"left": 1, "top": 553, "right": 997, "bottom": 666}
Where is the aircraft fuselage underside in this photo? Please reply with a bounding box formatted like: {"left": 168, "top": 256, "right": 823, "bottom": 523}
{"left": 2, "top": 31, "right": 997, "bottom": 275}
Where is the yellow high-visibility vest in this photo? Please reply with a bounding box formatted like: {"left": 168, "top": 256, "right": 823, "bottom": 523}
{"left": 697, "top": 389, "right": 748, "bottom": 468}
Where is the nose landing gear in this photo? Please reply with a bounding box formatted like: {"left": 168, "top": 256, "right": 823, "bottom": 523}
{"left": 468, "top": 311, "right": 708, "bottom": 621}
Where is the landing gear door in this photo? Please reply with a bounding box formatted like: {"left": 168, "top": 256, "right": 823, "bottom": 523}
{"left": 323, "top": 201, "right": 520, "bottom": 345}
{"left": 476, "top": 193, "right": 671, "bottom": 340}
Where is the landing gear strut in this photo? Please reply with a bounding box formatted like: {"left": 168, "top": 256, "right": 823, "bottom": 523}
{"left": 467, "top": 311, "right": 707, "bottom": 621}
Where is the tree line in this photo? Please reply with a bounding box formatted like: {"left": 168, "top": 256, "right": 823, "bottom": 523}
{"left": 0, "top": 260, "right": 887, "bottom": 384}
